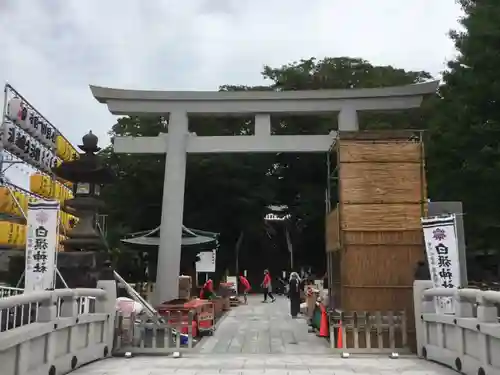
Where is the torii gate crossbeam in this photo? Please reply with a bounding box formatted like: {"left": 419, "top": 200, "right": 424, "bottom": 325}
{"left": 90, "top": 81, "right": 438, "bottom": 305}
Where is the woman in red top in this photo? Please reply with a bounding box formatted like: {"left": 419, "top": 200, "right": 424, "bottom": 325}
{"left": 200, "top": 279, "right": 215, "bottom": 300}
{"left": 239, "top": 274, "right": 251, "bottom": 304}
{"left": 261, "top": 269, "right": 276, "bottom": 303}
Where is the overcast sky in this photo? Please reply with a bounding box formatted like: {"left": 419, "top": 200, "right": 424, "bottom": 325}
{"left": 0, "top": 0, "right": 462, "bottom": 187}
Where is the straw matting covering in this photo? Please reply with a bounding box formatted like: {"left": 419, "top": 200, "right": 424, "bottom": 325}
{"left": 340, "top": 203, "right": 424, "bottom": 231}
{"left": 338, "top": 141, "right": 423, "bottom": 164}
{"left": 325, "top": 133, "right": 427, "bottom": 350}
{"left": 340, "top": 163, "right": 426, "bottom": 204}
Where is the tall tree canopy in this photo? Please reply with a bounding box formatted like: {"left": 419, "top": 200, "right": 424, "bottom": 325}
{"left": 100, "top": 57, "right": 432, "bottom": 282}
{"left": 426, "top": 0, "right": 500, "bottom": 253}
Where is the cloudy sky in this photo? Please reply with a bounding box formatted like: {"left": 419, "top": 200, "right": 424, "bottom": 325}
{"left": 1, "top": 0, "right": 462, "bottom": 187}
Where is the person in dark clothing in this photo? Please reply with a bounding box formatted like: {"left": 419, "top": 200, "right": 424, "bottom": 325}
{"left": 289, "top": 272, "right": 301, "bottom": 318}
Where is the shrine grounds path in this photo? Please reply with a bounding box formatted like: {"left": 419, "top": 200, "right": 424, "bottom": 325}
{"left": 73, "top": 295, "right": 455, "bottom": 375}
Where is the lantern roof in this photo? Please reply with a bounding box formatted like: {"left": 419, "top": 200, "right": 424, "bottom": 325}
{"left": 52, "top": 131, "right": 114, "bottom": 184}
{"left": 121, "top": 225, "right": 219, "bottom": 249}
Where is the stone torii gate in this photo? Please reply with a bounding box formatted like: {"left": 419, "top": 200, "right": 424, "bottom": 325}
{"left": 90, "top": 81, "right": 438, "bottom": 305}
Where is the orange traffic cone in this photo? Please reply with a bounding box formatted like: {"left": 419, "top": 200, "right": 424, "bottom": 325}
{"left": 336, "top": 320, "right": 343, "bottom": 348}
{"left": 319, "top": 304, "right": 329, "bottom": 337}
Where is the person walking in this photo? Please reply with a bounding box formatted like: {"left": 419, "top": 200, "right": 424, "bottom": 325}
{"left": 261, "top": 269, "right": 276, "bottom": 303}
{"left": 288, "top": 272, "right": 301, "bottom": 318}
{"left": 239, "top": 274, "right": 251, "bottom": 304}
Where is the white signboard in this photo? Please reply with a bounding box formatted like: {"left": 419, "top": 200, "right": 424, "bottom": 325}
{"left": 2, "top": 87, "right": 64, "bottom": 174}
{"left": 7, "top": 97, "right": 57, "bottom": 148}
{"left": 264, "top": 213, "right": 291, "bottom": 221}
{"left": 1, "top": 121, "right": 59, "bottom": 173}
{"left": 226, "top": 276, "right": 238, "bottom": 294}
{"left": 421, "top": 215, "right": 461, "bottom": 314}
{"left": 196, "top": 250, "right": 216, "bottom": 273}
{"left": 25, "top": 201, "right": 59, "bottom": 292}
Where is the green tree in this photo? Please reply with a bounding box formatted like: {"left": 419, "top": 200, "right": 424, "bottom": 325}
{"left": 426, "top": 0, "right": 500, "bottom": 252}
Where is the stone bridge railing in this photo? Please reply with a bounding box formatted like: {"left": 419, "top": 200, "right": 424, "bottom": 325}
{"left": 0, "top": 285, "right": 24, "bottom": 298}
{"left": 414, "top": 280, "right": 500, "bottom": 375}
{"left": 0, "top": 285, "right": 96, "bottom": 315}
{"left": 0, "top": 279, "right": 116, "bottom": 375}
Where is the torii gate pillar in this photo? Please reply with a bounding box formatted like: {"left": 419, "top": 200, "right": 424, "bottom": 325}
{"left": 158, "top": 111, "right": 188, "bottom": 304}
{"left": 90, "top": 81, "right": 439, "bottom": 305}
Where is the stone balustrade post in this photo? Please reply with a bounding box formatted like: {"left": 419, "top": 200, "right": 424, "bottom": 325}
{"left": 476, "top": 293, "right": 498, "bottom": 371}
{"left": 413, "top": 280, "right": 433, "bottom": 357}
{"left": 421, "top": 299, "right": 436, "bottom": 314}
{"left": 452, "top": 290, "right": 474, "bottom": 360}
{"left": 476, "top": 294, "right": 497, "bottom": 323}
{"left": 37, "top": 292, "right": 58, "bottom": 322}
{"left": 58, "top": 292, "right": 78, "bottom": 318}
{"left": 38, "top": 292, "right": 59, "bottom": 366}
{"left": 96, "top": 260, "right": 117, "bottom": 356}
{"left": 59, "top": 292, "right": 80, "bottom": 356}
{"left": 454, "top": 292, "right": 474, "bottom": 318}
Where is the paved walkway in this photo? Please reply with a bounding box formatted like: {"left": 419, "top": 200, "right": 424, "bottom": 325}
{"left": 197, "top": 294, "right": 330, "bottom": 354}
{"left": 74, "top": 295, "right": 456, "bottom": 375}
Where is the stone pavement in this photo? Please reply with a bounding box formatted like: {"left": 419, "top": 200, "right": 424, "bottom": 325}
{"left": 197, "top": 294, "right": 331, "bottom": 354}
{"left": 73, "top": 295, "right": 456, "bottom": 375}
{"left": 74, "top": 354, "right": 457, "bottom": 375}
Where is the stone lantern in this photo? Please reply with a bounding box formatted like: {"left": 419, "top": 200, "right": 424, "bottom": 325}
{"left": 52, "top": 131, "right": 114, "bottom": 252}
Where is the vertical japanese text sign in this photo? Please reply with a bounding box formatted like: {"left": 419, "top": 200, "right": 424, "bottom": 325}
{"left": 195, "top": 250, "right": 217, "bottom": 273}
{"left": 421, "top": 214, "right": 461, "bottom": 314}
{"left": 25, "top": 201, "right": 59, "bottom": 292}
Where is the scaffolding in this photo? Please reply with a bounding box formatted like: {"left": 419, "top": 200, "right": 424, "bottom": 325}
{"left": 0, "top": 83, "right": 78, "bottom": 286}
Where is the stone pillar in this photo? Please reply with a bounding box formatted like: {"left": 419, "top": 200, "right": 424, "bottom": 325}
{"left": 38, "top": 293, "right": 59, "bottom": 365}
{"left": 155, "top": 111, "right": 189, "bottom": 305}
{"left": 476, "top": 293, "right": 498, "bottom": 371}
{"left": 255, "top": 114, "right": 271, "bottom": 137}
{"left": 413, "top": 280, "right": 432, "bottom": 357}
{"left": 96, "top": 261, "right": 118, "bottom": 356}
{"left": 338, "top": 107, "right": 359, "bottom": 131}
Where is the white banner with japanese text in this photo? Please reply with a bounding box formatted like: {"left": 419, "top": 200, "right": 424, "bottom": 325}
{"left": 25, "top": 201, "right": 59, "bottom": 292}
{"left": 422, "top": 215, "right": 461, "bottom": 314}
{"left": 195, "top": 250, "right": 216, "bottom": 273}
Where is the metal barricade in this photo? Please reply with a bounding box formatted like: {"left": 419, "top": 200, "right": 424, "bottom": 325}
{"left": 113, "top": 309, "right": 196, "bottom": 355}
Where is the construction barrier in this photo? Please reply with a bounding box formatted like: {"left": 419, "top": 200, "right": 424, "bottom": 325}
{"left": 328, "top": 310, "right": 409, "bottom": 354}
